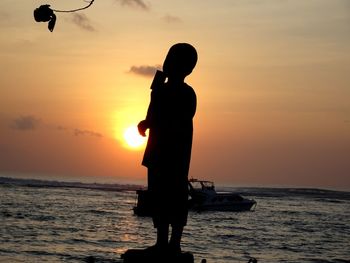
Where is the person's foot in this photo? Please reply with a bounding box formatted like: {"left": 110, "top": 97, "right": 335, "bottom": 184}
{"left": 167, "top": 243, "right": 181, "bottom": 255}
{"left": 144, "top": 244, "right": 167, "bottom": 256}
{"left": 144, "top": 245, "right": 159, "bottom": 254}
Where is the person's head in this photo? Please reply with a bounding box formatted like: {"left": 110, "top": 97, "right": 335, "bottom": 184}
{"left": 163, "top": 43, "right": 198, "bottom": 80}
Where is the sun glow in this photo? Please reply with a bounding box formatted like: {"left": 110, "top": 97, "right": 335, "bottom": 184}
{"left": 123, "top": 126, "right": 147, "bottom": 149}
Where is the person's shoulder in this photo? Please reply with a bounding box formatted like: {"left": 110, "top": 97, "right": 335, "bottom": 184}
{"left": 183, "top": 83, "right": 196, "bottom": 98}
{"left": 183, "top": 83, "right": 195, "bottom": 93}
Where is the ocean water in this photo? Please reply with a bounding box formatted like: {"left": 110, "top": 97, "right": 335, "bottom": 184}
{"left": 1, "top": 180, "right": 349, "bottom": 263}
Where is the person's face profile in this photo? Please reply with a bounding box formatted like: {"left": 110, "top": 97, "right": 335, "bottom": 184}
{"left": 162, "top": 43, "right": 197, "bottom": 79}
{"left": 163, "top": 50, "right": 184, "bottom": 78}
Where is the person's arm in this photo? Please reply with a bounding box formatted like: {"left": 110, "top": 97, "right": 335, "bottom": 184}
{"left": 182, "top": 88, "right": 197, "bottom": 120}
{"left": 138, "top": 90, "right": 155, "bottom": 137}
{"left": 137, "top": 120, "right": 148, "bottom": 137}
{"left": 138, "top": 71, "right": 165, "bottom": 137}
{"left": 189, "top": 90, "right": 197, "bottom": 119}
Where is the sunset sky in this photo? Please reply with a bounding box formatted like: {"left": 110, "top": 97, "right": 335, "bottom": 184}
{"left": 0, "top": 0, "right": 349, "bottom": 190}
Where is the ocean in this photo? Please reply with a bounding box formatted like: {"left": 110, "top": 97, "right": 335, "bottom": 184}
{"left": 0, "top": 178, "right": 349, "bottom": 263}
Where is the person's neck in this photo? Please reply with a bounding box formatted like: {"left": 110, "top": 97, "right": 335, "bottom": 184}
{"left": 167, "top": 77, "right": 185, "bottom": 86}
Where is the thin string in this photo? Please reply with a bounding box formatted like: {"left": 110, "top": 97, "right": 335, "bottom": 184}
{"left": 51, "top": 0, "right": 95, "bottom": 13}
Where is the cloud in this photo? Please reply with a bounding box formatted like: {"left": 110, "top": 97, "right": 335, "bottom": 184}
{"left": 0, "top": 11, "right": 9, "bottom": 20}
{"left": 56, "top": 125, "right": 66, "bottom": 130}
{"left": 7, "top": 115, "right": 103, "bottom": 139}
{"left": 162, "top": 15, "right": 182, "bottom": 24}
{"left": 73, "top": 129, "right": 103, "bottom": 138}
{"left": 129, "top": 65, "right": 161, "bottom": 77}
{"left": 70, "top": 13, "right": 96, "bottom": 32}
{"left": 115, "top": 0, "right": 150, "bottom": 10}
{"left": 11, "top": 115, "right": 41, "bottom": 131}
{"left": 55, "top": 125, "right": 103, "bottom": 138}
{"left": 0, "top": 11, "right": 12, "bottom": 27}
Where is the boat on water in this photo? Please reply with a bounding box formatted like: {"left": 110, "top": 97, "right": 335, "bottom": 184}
{"left": 133, "top": 179, "right": 256, "bottom": 216}
{"left": 188, "top": 179, "right": 256, "bottom": 212}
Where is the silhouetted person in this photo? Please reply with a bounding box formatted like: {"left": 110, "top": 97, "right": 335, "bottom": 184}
{"left": 138, "top": 43, "right": 198, "bottom": 255}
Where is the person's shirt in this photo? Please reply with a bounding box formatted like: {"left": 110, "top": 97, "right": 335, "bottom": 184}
{"left": 142, "top": 82, "right": 197, "bottom": 169}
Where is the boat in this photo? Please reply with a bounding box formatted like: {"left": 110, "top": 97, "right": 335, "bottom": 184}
{"left": 188, "top": 178, "right": 257, "bottom": 212}
{"left": 133, "top": 179, "right": 256, "bottom": 216}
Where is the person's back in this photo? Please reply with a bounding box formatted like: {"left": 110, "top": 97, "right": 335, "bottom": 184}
{"left": 142, "top": 81, "right": 196, "bottom": 172}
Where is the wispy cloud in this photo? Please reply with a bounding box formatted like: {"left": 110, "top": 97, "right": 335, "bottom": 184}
{"left": 162, "top": 15, "right": 182, "bottom": 24}
{"left": 0, "top": 11, "right": 12, "bottom": 28}
{"left": 54, "top": 125, "right": 103, "bottom": 138}
{"left": 70, "top": 13, "right": 96, "bottom": 32}
{"left": 9, "top": 115, "right": 103, "bottom": 139}
{"left": 129, "top": 65, "right": 161, "bottom": 77}
{"left": 0, "top": 11, "right": 9, "bottom": 20}
{"left": 73, "top": 129, "right": 103, "bottom": 138}
{"left": 115, "top": 0, "right": 150, "bottom": 10}
{"left": 11, "top": 115, "right": 40, "bottom": 131}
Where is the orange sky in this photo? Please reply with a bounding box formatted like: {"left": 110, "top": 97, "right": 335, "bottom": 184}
{"left": 0, "top": 0, "right": 349, "bottom": 190}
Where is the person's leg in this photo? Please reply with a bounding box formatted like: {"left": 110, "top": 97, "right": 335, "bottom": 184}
{"left": 168, "top": 173, "right": 188, "bottom": 254}
{"left": 156, "top": 223, "right": 169, "bottom": 249}
{"left": 169, "top": 225, "right": 183, "bottom": 254}
{"left": 145, "top": 221, "right": 169, "bottom": 254}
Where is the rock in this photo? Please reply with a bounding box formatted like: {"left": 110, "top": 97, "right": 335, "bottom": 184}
{"left": 121, "top": 249, "right": 194, "bottom": 263}
{"left": 85, "top": 256, "right": 95, "bottom": 263}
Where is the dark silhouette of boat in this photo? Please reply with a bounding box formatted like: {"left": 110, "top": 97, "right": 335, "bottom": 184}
{"left": 133, "top": 179, "right": 256, "bottom": 216}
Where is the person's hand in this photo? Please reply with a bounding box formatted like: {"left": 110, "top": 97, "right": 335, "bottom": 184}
{"left": 137, "top": 120, "right": 148, "bottom": 137}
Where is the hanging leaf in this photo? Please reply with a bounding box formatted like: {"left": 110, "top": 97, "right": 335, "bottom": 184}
{"left": 33, "top": 1, "right": 95, "bottom": 32}
{"left": 33, "top": 5, "right": 56, "bottom": 32}
{"left": 48, "top": 14, "right": 56, "bottom": 32}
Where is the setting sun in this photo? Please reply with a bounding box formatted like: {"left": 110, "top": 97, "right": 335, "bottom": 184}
{"left": 123, "top": 126, "right": 147, "bottom": 149}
